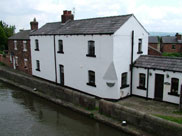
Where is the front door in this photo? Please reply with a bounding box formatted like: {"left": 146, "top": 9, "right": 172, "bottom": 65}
{"left": 59, "top": 65, "right": 64, "bottom": 85}
{"left": 154, "top": 74, "right": 164, "bottom": 101}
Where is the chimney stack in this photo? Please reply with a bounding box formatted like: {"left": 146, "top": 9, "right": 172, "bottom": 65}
{"left": 30, "top": 18, "right": 38, "bottom": 30}
{"left": 61, "top": 10, "right": 74, "bottom": 23}
{"left": 176, "top": 33, "right": 182, "bottom": 40}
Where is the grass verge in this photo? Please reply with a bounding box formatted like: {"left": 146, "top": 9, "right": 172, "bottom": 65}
{"left": 154, "top": 114, "right": 182, "bottom": 124}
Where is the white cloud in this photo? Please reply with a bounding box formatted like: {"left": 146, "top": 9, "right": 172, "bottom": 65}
{"left": 0, "top": 0, "right": 182, "bottom": 32}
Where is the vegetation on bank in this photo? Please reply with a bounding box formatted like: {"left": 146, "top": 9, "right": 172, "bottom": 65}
{"left": 154, "top": 114, "right": 182, "bottom": 124}
{"left": 0, "top": 21, "right": 15, "bottom": 51}
{"left": 162, "top": 52, "right": 182, "bottom": 57}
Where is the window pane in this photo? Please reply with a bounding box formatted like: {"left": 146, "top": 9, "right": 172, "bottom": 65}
{"left": 89, "top": 71, "right": 95, "bottom": 84}
{"left": 122, "top": 73, "right": 127, "bottom": 86}
{"left": 139, "top": 73, "right": 145, "bottom": 88}
{"left": 88, "top": 41, "right": 95, "bottom": 56}
{"left": 171, "top": 78, "right": 179, "bottom": 94}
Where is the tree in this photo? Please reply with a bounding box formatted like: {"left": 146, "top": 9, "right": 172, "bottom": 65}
{"left": 0, "top": 21, "right": 15, "bottom": 50}
{"left": 0, "top": 25, "right": 7, "bottom": 51}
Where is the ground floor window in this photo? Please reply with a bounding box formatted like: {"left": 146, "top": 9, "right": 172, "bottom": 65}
{"left": 137, "top": 73, "right": 146, "bottom": 90}
{"left": 36, "top": 60, "right": 40, "bottom": 71}
{"left": 121, "top": 72, "right": 129, "bottom": 89}
{"left": 24, "top": 59, "right": 28, "bottom": 68}
{"left": 170, "top": 78, "right": 179, "bottom": 96}
{"left": 15, "top": 56, "right": 18, "bottom": 66}
{"left": 87, "top": 70, "right": 96, "bottom": 87}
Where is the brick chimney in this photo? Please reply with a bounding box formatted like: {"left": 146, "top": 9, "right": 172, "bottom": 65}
{"left": 30, "top": 18, "right": 38, "bottom": 30}
{"left": 176, "top": 33, "right": 182, "bottom": 40}
{"left": 61, "top": 10, "right": 74, "bottom": 23}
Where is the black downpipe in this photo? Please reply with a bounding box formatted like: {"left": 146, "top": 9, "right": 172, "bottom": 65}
{"left": 130, "top": 31, "right": 134, "bottom": 95}
{"left": 53, "top": 35, "right": 57, "bottom": 83}
{"left": 146, "top": 68, "right": 149, "bottom": 99}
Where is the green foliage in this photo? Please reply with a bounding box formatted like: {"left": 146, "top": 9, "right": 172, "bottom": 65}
{"left": 154, "top": 114, "right": 182, "bottom": 124}
{"left": 0, "top": 21, "right": 15, "bottom": 51}
{"left": 162, "top": 52, "right": 182, "bottom": 57}
{"left": 173, "top": 110, "right": 182, "bottom": 115}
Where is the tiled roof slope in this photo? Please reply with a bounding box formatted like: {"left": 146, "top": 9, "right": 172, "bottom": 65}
{"left": 134, "top": 55, "right": 182, "bottom": 72}
{"left": 8, "top": 30, "right": 31, "bottom": 40}
{"left": 149, "top": 36, "right": 158, "bottom": 44}
{"left": 162, "top": 36, "right": 182, "bottom": 44}
{"left": 31, "top": 14, "right": 133, "bottom": 35}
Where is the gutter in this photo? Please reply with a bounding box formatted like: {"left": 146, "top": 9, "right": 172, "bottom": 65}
{"left": 146, "top": 68, "right": 149, "bottom": 99}
{"left": 53, "top": 35, "right": 57, "bottom": 83}
{"left": 130, "top": 30, "right": 134, "bottom": 95}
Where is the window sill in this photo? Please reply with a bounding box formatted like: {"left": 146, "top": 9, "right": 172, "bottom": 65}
{"left": 57, "top": 51, "right": 64, "bottom": 54}
{"left": 35, "top": 49, "right": 39, "bottom": 51}
{"left": 36, "top": 69, "right": 40, "bottom": 71}
{"left": 86, "top": 54, "right": 96, "bottom": 57}
{"left": 120, "top": 85, "right": 129, "bottom": 89}
{"left": 137, "top": 51, "right": 143, "bottom": 54}
{"left": 168, "top": 92, "right": 180, "bottom": 97}
{"left": 23, "top": 50, "right": 27, "bottom": 52}
{"left": 137, "top": 86, "right": 146, "bottom": 90}
{"left": 87, "top": 82, "right": 96, "bottom": 87}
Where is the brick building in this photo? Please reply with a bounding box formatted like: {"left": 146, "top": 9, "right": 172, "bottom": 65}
{"left": 161, "top": 33, "right": 182, "bottom": 53}
{"left": 148, "top": 36, "right": 162, "bottom": 56}
{"left": 8, "top": 18, "right": 38, "bottom": 74}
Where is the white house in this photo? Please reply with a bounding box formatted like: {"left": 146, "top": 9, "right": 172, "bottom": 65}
{"left": 30, "top": 10, "right": 148, "bottom": 100}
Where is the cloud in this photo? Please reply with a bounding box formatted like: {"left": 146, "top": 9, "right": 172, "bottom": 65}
{"left": 0, "top": 0, "right": 182, "bottom": 32}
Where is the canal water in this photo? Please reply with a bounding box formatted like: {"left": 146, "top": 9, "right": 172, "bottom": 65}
{"left": 0, "top": 82, "right": 129, "bottom": 136}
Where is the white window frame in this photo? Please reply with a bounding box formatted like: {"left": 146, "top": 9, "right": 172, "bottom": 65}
{"left": 14, "top": 40, "right": 17, "bottom": 50}
{"left": 15, "top": 56, "right": 18, "bottom": 66}
{"left": 23, "top": 41, "right": 27, "bottom": 51}
{"left": 24, "top": 58, "right": 28, "bottom": 68}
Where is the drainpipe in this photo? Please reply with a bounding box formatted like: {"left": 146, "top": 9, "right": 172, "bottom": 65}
{"left": 146, "top": 68, "right": 149, "bottom": 99}
{"left": 130, "top": 30, "right": 134, "bottom": 95}
{"left": 53, "top": 35, "right": 57, "bottom": 83}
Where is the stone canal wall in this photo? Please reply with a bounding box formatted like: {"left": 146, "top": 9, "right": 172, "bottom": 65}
{"left": 0, "top": 68, "right": 96, "bottom": 110}
{"left": 99, "top": 100, "right": 182, "bottom": 136}
{"left": 0, "top": 66, "right": 182, "bottom": 136}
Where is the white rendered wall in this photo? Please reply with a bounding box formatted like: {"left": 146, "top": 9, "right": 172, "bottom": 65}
{"left": 113, "top": 16, "right": 149, "bottom": 98}
{"left": 30, "top": 36, "right": 56, "bottom": 82}
{"left": 55, "top": 35, "right": 120, "bottom": 99}
{"left": 133, "top": 67, "right": 181, "bottom": 104}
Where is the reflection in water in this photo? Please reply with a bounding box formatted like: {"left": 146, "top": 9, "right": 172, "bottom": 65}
{"left": 0, "top": 82, "right": 129, "bottom": 136}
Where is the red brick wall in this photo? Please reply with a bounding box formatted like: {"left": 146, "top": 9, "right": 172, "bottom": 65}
{"left": 162, "top": 43, "right": 182, "bottom": 53}
{"left": 148, "top": 48, "right": 162, "bottom": 56}
{"left": 149, "top": 43, "right": 158, "bottom": 49}
{"left": 8, "top": 39, "right": 32, "bottom": 75}
{"left": 0, "top": 54, "right": 12, "bottom": 67}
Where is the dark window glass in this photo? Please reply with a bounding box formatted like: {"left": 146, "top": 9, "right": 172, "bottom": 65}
{"left": 138, "top": 39, "right": 142, "bottom": 53}
{"left": 88, "top": 70, "right": 95, "bottom": 85}
{"left": 121, "top": 73, "right": 127, "bottom": 87}
{"left": 172, "top": 45, "right": 176, "bottom": 49}
{"left": 87, "top": 41, "right": 95, "bottom": 56}
{"left": 58, "top": 40, "right": 63, "bottom": 53}
{"left": 35, "top": 39, "right": 39, "bottom": 51}
{"left": 171, "top": 78, "right": 179, "bottom": 94}
{"left": 139, "top": 73, "right": 145, "bottom": 88}
{"left": 36, "top": 60, "right": 40, "bottom": 71}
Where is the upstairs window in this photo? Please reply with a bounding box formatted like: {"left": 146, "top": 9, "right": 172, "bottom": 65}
{"left": 87, "top": 70, "right": 96, "bottom": 87}
{"left": 137, "top": 73, "right": 146, "bottom": 90}
{"left": 23, "top": 41, "right": 27, "bottom": 51}
{"left": 170, "top": 78, "right": 179, "bottom": 96}
{"left": 36, "top": 60, "right": 40, "bottom": 71}
{"left": 86, "top": 41, "right": 96, "bottom": 57}
{"left": 121, "top": 72, "right": 129, "bottom": 89}
{"left": 57, "top": 40, "right": 64, "bottom": 53}
{"left": 172, "top": 44, "right": 176, "bottom": 49}
{"left": 24, "top": 59, "right": 28, "bottom": 68}
{"left": 137, "top": 39, "right": 143, "bottom": 54}
{"left": 14, "top": 40, "right": 17, "bottom": 50}
{"left": 35, "top": 39, "right": 39, "bottom": 51}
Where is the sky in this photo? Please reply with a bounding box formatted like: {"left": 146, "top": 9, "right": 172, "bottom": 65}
{"left": 0, "top": 0, "right": 182, "bottom": 33}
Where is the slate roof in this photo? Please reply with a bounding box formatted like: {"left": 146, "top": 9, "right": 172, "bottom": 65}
{"left": 149, "top": 36, "right": 158, "bottom": 44}
{"left": 134, "top": 55, "right": 182, "bottom": 72}
{"left": 162, "top": 36, "right": 182, "bottom": 44}
{"left": 8, "top": 30, "right": 32, "bottom": 40}
{"left": 31, "top": 14, "right": 133, "bottom": 35}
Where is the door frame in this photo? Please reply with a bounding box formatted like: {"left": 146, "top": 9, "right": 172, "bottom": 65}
{"left": 154, "top": 74, "right": 164, "bottom": 101}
